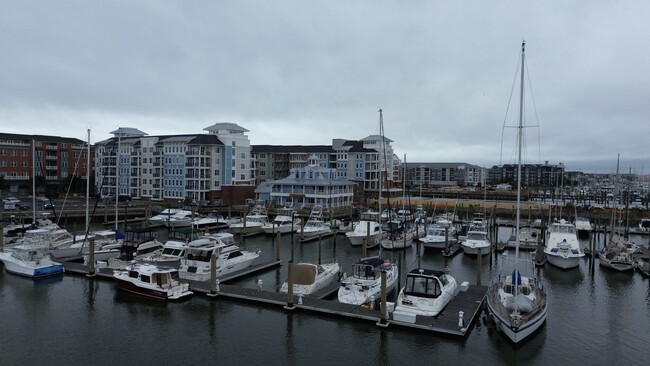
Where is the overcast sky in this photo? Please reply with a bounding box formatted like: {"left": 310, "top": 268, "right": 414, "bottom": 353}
{"left": 2, "top": 1, "right": 648, "bottom": 174}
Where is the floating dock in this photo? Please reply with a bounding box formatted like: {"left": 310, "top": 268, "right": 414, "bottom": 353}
{"left": 191, "top": 281, "right": 487, "bottom": 337}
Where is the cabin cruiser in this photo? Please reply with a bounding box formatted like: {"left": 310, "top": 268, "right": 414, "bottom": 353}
{"left": 544, "top": 219, "right": 583, "bottom": 269}
{"left": 229, "top": 204, "right": 269, "bottom": 236}
{"left": 420, "top": 224, "right": 457, "bottom": 250}
{"left": 262, "top": 208, "right": 300, "bottom": 234}
{"left": 0, "top": 229, "right": 64, "bottom": 278}
{"left": 338, "top": 256, "right": 398, "bottom": 305}
{"left": 346, "top": 210, "right": 382, "bottom": 247}
{"left": 280, "top": 261, "right": 341, "bottom": 296}
{"left": 113, "top": 263, "right": 193, "bottom": 301}
{"left": 297, "top": 204, "right": 332, "bottom": 240}
{"left": 163, "top": 210, "right": 195, "bottom": 229}
{"left": 394, "top": 268, "right": 459, "bottom": 317}
{"left": 179, "top": 237, "right": 260, "bottom": 281}
{"left": 461, "top": 230, "right": 491, "bottom": 256}
{"left": 148, "top": 208, "right": 185, "bottom": 227}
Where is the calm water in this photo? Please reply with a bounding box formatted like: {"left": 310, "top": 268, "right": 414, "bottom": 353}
{"left": 1, "top": 227, "right": 649, "bottom": 366}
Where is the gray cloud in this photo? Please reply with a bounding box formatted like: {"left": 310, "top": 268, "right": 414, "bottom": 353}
{"left": 1, "top": 1, "right": 649, "bottom": 174}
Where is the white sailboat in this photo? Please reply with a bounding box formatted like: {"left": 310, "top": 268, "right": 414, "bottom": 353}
{"left": 598, "top": 155, "right": 635, "bottom": 271}
{"left": 485, "top": 41, "right": 547, "bottom": 344}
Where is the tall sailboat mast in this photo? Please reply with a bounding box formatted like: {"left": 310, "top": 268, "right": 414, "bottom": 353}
{"left": 515, "top": 40, "right": 525, "bottom": 270}
{"left": 85, "top": 129, "right": 90, "bottom": 235}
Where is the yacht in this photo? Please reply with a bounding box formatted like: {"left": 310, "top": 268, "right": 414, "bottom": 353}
{"left": 574, "top": 216, "right": 592, "bottom": 240}
{"left": 0, "top": 229, "right": 64, "bottom": 278}
{"left": 338, "top": 256, "right": 398, "bottom": 305}
{"left": 179, "top": 238, "right": 260, "bottom": 281}
{"left": 297, "top": 204, "right": 332, "bottom": 240}
{"left": 394, "top": 268, "right": 459, "bottom": 318}
{"left": 148, "top": 208, "right": 184, "bottom": 227}
{"left": 544, "top": 219, "right": 583, "bottom": 269}
{"left": 262, "top": 208, "right": 300, "bottom": 234}
{"left": 420, "top": 224, "right": 456, "bottom": 250}
{"left": 345, "top": 210, "right": 382, "bottom": 247}
{"left": 280, "top": 261, "right": 341, "bottom": 296}
{"left": 229, "top": 204, "right": 269, "bottom": 236}
{"left": 113, "top": 263, "right": 193, "bottom": 301}
{"left": 506, "top": 226, "right": 541, "bottom": 250}
{"left": 136, "top": 240, "right": 188, "bottom": 266}
{"left": 461, "top": 230, "right": 491, "bottom": 256}
{"left": 163, "top": 210, "right": 195, "bottom": 229}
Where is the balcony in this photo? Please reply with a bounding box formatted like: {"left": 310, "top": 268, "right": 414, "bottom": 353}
{"left": 45, "top": 144, "right": 58, "bottom": 150}
{"left": 45, "top": 165, "right": 58, "bottom": 170}
{"left": 45, "top": 155, "right": 58, "bottom": 160}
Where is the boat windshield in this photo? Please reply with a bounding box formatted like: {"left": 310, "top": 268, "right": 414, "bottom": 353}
{"left": 404, "top": 275, "right": 441, "bottom": 298}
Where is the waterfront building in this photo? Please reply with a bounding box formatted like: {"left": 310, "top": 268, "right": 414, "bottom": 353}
{"left": 261, "top": 156, "right": 354, "bottom": 209}
{"left": 487, "top": 161, "right": 564, "bottom": 187}
{"left": 0, "top": 133, "right": 90, "bottom": 196}
{"left": 93, "top": 123, "right": 254, "bottom": 206}
{"left": 403, "top": 162, "right": 486, "bottom": 189}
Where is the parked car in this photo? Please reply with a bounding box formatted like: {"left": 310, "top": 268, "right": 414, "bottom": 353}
{"left": 43, "top": 202, "right": 55, "bottom": 209}
{"left": 2, "top": 197, "right": 20, "bottom": 205}
{"left": 18, "top": 203, "right": 30, "bottom": 210}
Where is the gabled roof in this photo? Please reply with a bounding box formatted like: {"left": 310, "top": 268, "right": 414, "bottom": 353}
{"left": 360, "top": 134, "right": 394, "bottom": 143}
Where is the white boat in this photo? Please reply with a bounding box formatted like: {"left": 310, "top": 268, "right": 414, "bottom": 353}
{"left": 346, "top": 210, "right": 382, "bottom": 247}
{"left": 485, "top": 41, "right": 547, "bottom": 344}
{"left": 229, "top": 204, "right": 269, "bottom": 236}
{"left": 599, "top": 235, "right": 635, "bottom": 271}
{"left": 51, "top": 230, "right": 123, "bottom": 261}
{"left": 192, "top": 212, "right": 232, "bottom": 230}
{"left": 148, "top": 208, "right": 184, "bottom": 227}
{"left": 639, "top": 218, "right": 650, "bottom": 232}
{"left": 338, "top": 256, "right": 398, "bottom": 305}
{"left": 394, "top": 268, "right": 459, "bottom": 318}
{"left": 380, "top": 221, "right": 414, "bottom": 250}
{"left": 598, "top": 156, "right": 635, "bottom": 272}
{"left": 461, "top": 230, "right": 491, "bottom": 256}
{"left": 163, "top": 210, "right": 195, "bottom": 229}
{"left": 297, "top": 204, "right": 332, "bottom": 240}
{"left": 0, "top": 230, "right": 64, "bottom": 278}
{"left": 178, "top": 238, "right": 260, "bottom": 281}
{"left": 470, "top": 212, "right": 487, "bottom": 231}
{"left": 280, "top": 261, "right": 341, "bottom": 296}
{"left": 506, "top": 226, "right": 541, "bottom": 250}
{"left": 544, "top": 219, "right": 583, "bottom": 269}
{"left": 262, "top": 208, "right": 300, "bottom": 234}
{"left": 420, "top": 224, "right": 457, "bottom": 250}
{"left": 136, "top": 240, "right": 188, "bottom": 266}
{"left": 113, "top": 263, "right": 192, "bottom": 301}
{"left": 574, "top": 216, "right": 592, "bottom": 239}
{"left": 396, "top": 209, "right": 413, "bottom": 222}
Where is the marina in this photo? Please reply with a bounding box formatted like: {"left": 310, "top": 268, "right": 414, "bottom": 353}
{"left": 1, "top": 221, "right": 650, "bottom": 364}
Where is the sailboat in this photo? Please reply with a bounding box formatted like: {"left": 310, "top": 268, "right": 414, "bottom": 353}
{"left": 598, "top": 155, "right": 635, "bottom": 271}
{"left": 381, "top": 154, "right": 414, "bottom": 250}
{"left": 485, "top": 41, "right": 547, "bottom": 344}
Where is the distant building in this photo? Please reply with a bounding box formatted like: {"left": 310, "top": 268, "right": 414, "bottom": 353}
{"left": 93, "top": 123, "right": 254, "bottom": 205}
{"left": 403, "top": 162, "right": 486, "bottom": 188}
{"left": 0, "top": 133, "right": 90, "bottom": 196}
{"left": 487, "top": 161, "right": 564, "bottom": 187}
{"left": 261, "top": 158, "right": 354, "bottom": 209}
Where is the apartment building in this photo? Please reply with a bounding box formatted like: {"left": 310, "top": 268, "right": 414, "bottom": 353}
{"left": 0, "top": 133, "right": 90, "bottom": 196}
{"left": 93, "top": 123, "right": 254, "bottom": 205}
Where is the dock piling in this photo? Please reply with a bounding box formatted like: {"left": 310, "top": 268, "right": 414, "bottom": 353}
{"left": 86, "top": 239, "right": 96, "bottom": 278}
{"left": 376, "top": 270, "right": 389, "bottom": 328}
{"left": 284, "top": 261, "right": 295, "bottom": 310}
{"left": 207, "top": 252, "right": 218, "bottom": 298}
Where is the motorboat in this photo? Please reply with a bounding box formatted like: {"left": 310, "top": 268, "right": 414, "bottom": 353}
{"left": 163, "top": 210, "right": 195, "bottom": 229}
{"left": 461, "top": 230, "right": 491, "bottom": 256}
{"left": 544, "top": 219, "right": 583, "bottom": 269}
{"left": 262, "top": 208, "right": 300, "bottom": 234}
{"left": 506, "top": 226, "right": 541, "bottom": 250}
{"left": 338, "top": 256, "right": 398, "bottom": 305}
{"left": 148, "top": 208, "right": 184, "bottom": 227}
{"left": 420, "top": 224, "right": 456, "bottom": 250}
{"left": 0, "top": 229, "right": 64, "bottom": 278}
{"left": 470, "top": 212, "right": 487, "bottom": 231}
{"left": 136, "top": 240, "right": 188, "bottom": 266}
{"left": 394, "top": 268, "right": 459, "bottom": 317}
{"left": 280, "top": 261, "right": 341, "bottom": 296}
{"left": 346, "top": 210, "right": 382, "bottom": 247}
{"left": 574, "top": 216, "right": 592, "bottom": 239}
{"left": 178, "top": 238, "right": 260, "bottom": 281}
{"left": 297, "top": 204, "right": 332, "bottom": 240}
{"left": 229, "top": 204, "right": 269, "bottom": 236}
{"left": 192, "top": 212, "right": 232, "bottom": 230}
{"left": 113, "top": 263, "right": 193, "bottom": 301}
{"left": 396, "top": 209, "right": 413, "bottom": 223}
{"left": 485, "top": 41, "right": 547, "bottom": 344}
{"left": 50, "top": 229, "right": 123, "bottom": 261}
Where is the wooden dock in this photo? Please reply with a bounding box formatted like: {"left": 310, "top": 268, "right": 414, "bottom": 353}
{"left": 198, "top": 281, "right": 486, "bottom": 337}
{"left": 298, "top": 232, "right": 337, "bottom": 243}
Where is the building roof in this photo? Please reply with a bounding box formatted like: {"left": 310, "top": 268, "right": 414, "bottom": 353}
{"left": 360, "top": 134, "right": 394, "bottom": 143}
{"left": 251, "top": 145, "right": 335, "bottom": 153}
{"left": 203, "top": 122, "right": 249, "bottom": 133}
{"left": 109, "top": 127, "right": 148, "bottom": 137}
{"left": 0, "top": 133, "right": 85, "bottom": 145}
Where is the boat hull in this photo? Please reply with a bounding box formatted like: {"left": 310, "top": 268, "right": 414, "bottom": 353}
{"left": 461, "top": 243, "right": 490, "bottom": 256}
{"left": 115, "top": 279, "right": 192, "bottom": 301}
{"left": 545, "top": 252, "right": 581, "bottom": 269}
{"left": 488, "top": 300, "right": 547, "bottom": 344}
{"left": 0, "top": 253, "right": 64, "bottom": 278}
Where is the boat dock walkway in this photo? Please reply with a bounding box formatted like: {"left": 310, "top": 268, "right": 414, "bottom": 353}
{"left": 191, "top": 280, "right": 487, "bottom": 337}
